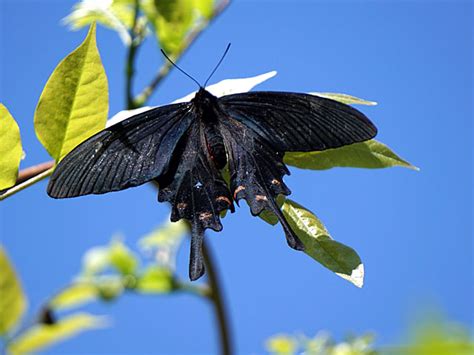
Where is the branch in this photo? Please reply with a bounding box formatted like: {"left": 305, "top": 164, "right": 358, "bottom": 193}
{"left": 202, "top": 238, "right": 233, "bottom": 355}
{"left": 16, "top": 161, "right": 54, "bottom": 184}
{"left": 125, "top": 0, "right": 142, "bottom": 109}
{"left": 134, "top": 0, "right": 231, "bottom": 106}
{"left": 0, "top": 162, "right": 54, "bottom": 201}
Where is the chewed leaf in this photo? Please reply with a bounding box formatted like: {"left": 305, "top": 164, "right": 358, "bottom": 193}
{"left": 0, "top": 104, "right": 22, "bottom": 190}
{"left": 34, "top": 23, "right": 108, "bottom": 162}
{"left": 7, "top": 313, "right": 108, "bottom": 354}
{"left": 281, "top": 199, "right": 364, "bottom": 287}
{"left": 173, "top": 71, "right": 277, "bottom": 103}
{"left": 0, "top": 247, "right": 27, "bottom": 335}
{"left": 310, "top": 92, "right": 377, "bottom": 106}
{"left": 285, "top": 140, "right": 418, "bottom": 171}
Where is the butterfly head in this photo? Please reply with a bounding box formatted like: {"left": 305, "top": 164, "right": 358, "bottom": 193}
{"left": 193, "top": 87, "right": 217, "bottom": 108}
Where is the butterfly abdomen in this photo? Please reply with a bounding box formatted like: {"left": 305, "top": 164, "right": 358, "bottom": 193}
{"left": 193, "top": 89, "right": 228, "bottom": 170}
{"left": 203, "top": 123, "right": 227, "bottom": 170}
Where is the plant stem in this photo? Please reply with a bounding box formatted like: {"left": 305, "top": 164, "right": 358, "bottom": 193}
{"left": 0, "top": 167, "right": 53, "bottom": 201}
{"left": 134, "top": 0, "right": 231, "bottom": 106}
{"left": 202, "top": 239, "right": 233, "bottom": 355}
{"left": 16, "top": 161, "right": 54, "bottom": 184}
{"left": 125, "top": 0, "right": 141, "bottom": 110}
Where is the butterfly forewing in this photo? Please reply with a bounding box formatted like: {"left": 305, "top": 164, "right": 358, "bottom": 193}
{"left": 219, "top": 91, "right": 377, "bottom": 152}
{"left": 47, "top": 102, "right": 193, "bottom": 198}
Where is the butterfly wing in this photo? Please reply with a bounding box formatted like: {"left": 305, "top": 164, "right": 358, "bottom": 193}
{"left": 219, "top": 117, "right": 304, "bottom": 251}
{"left": 217, "top": 91, "right": 378, "bottom": 250}
{"left": 47, "top": 103, "right": 194, "bottom": 198}
{"left": 157, "top": 120, "right": 234, "bottom": 280}
{"left": 219, "top": 91, "right": 377, "bottom": 152}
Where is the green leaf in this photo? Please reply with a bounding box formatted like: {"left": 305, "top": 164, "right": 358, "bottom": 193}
{"left": 0, "top": 104, "right": 22, "bottom": 190}
{"left": 7, "top": 313, "right": 108, "bottom": 354}
{"left": 284, "top": 139, "right": 418, "bottom": 171}
{"left": 49, "top": 283, "right": 98, "bottom": 310}
{"left": 310, "top": 92, "right": 377, "bottom": 106}
{"left": 109, "top": 239, "right": 138, "bottom": 275}
{"left": 258, "top": 195, "right": 286, "bottom": 226}
{"left": 136, "top": 267, "right": 174, "bottom": 294}
{"left": 34, "top": 23, "right": 108, "bottom": 162}
{"left": 281, "top": 199, "right": 364, "bottom": 287}
{"left": 266, "top": 334, "right": 298, "bottom": 355}
{"left": 0, "top": 247, "right": 27, "bottom": 335}
{"left": 141, "top": 0, "right": 195, "bottom": 55}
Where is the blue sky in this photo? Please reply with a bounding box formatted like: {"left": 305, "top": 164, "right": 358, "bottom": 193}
{"left": 1, "top": 0, "right": 472, "bottom": 353}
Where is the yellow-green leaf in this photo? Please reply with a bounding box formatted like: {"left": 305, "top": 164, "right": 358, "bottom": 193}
{"left": 284, "top": 140, "right": 418, "bottom": 171}
{"left": 193, "top": 0, "right": 214, "bottom": 19}
{"left": 0, "top": 247, "right": 27, "bottom": 335}
{"left": 0, "top": 104, "right": 22, "bottom": 190}
{"left": 136, "top": 267, "right": 173, "bottom": 294}
{"left": 49, "top": 283, "right": 98, "bottom": 310}
{"left": 141, "top": 0, "right": 195, "bottom": 55}
{"left": 138, "top": 220, "right": 187, "bottom": 251}
{"left": 266, "top": 334, "right": 297, "bottom": 355}
{"left": 34, "top": 23, "right": 108, "bottom": 162}
{"left": 310, "top": 92, "right": 377, "bottom": 106}
{"left": 282, "top": 199, "right": 364, "bottom": 287}
{"left": 109, "top": 239, "right": 138, "bottom": 275}
{"left": 7, "top": 313, "right": 108, "bottom": 354}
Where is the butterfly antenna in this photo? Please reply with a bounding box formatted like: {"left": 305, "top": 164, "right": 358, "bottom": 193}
{"left": 204, "top": 43, "right": 231, "bottom": 87}
{"left": 160, "top": 49, "right": 202, "bottom": 88}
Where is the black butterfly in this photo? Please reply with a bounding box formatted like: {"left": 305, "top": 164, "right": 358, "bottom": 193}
{"left": 47, "top": 46, "right": 377, "bottom": 280}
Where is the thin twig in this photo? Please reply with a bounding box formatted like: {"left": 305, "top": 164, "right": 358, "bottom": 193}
{"left": 134, "top": 0, "right": 231, "bottom": 106}
{"left": 0, "top": 167, "right": 54, "bottom": 201}
{"left": 16, "top": 161, "right": 54, "bottom": 184}
{"left": 125, "top": 0, "right": 142, "bottom": 109}
{"left": 202, "top": 239, "right": 233, "bottom": 355}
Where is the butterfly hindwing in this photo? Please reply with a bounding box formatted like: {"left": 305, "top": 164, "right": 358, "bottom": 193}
{"left": 219, "top": 116, "right": 304, "bottom": 251}
{"left": 219, "top": 91, "right": 377, "bottom": 152}
{"left": 47, "top": 103, "right": 194, "bottom": 198}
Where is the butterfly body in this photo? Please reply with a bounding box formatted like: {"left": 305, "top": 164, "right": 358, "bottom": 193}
{"left": 48, "top": 85, "right": 377, "bottom": 280}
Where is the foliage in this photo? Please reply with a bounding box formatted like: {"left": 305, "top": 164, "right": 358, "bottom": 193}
{"left": 0, "top": 218, "right": 206, "bottom": 353}
{"left": 0, "top": 247, "right": 105, "bottom": 354}
{"left": 266, "top": 332, "right": 375, "bottom": 355}
{"left": 266, "top": 318, "right": 474, "bottom": 355}
{"left": 0, "top": 105, "right": 22, "bottom": 190}
{"left": 34, "top": 23, "right": 108, "bottom": 162}
{"left": 0, "top": 247, "right": 27, "bottom": 335}
{"left": 7, "top": 314, "right": 108, "bottom": 355}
